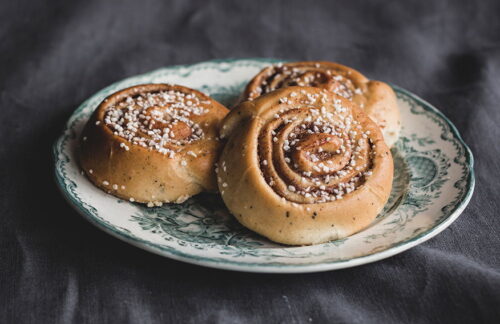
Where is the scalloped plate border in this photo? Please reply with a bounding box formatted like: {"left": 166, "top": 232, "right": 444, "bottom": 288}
{"left": 53, "top": 58, "right": 475, "bottom": 273}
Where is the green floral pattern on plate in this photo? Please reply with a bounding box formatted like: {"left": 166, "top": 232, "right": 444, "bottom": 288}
{"left": 53, "top": 59, "right": 474, "bottom": 273}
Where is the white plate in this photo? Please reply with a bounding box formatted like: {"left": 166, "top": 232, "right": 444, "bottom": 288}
{"left": 53, "top": 59, "right": 474, "bottom": 273}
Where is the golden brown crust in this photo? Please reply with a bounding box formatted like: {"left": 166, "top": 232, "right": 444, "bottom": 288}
{"left": 219, "top": 86, "right": 393, "bottom": 245}
{"left": 242, "top": 61, "right": 400, "bottom": 147}
{"left": 79, "top": 84, "right": 229, "bottom": 205}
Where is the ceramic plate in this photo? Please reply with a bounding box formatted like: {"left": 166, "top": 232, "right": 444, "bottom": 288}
{"left": 53, "top": 59, "right": 474, "bottom": 273}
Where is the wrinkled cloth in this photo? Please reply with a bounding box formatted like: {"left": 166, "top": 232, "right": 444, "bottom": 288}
{"left": 0, "top": 0, "right": 499, "bottom": 323}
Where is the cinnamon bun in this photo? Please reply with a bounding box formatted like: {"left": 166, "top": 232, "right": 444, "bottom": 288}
{"left": 219, "top": 86, "right": 393, "bottom": 245}
{"left": 79, "top": 84, "right": 229, "bottom": 205}
{"left": 242, "top": 61, "right": 400, "bottom": 147}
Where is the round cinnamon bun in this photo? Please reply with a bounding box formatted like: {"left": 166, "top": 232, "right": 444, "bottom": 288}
{"left": 79, "top": 84, "right": 229, "bottom": 205}
{"left": 242, "top": 61, "right": 400, "bottom": 147}
{"left": 219, "top": 86, "right": 393, "bottom": 245}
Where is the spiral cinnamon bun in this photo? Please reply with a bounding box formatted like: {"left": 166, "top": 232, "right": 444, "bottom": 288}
{"left": 79, "top": 84, "right": 229, "bottom": 205}
{"left": 219, "top": 87, "right": 393, "bottom": 245}
{"left": 242, "top": 61, "right": 400, "bottom": 147}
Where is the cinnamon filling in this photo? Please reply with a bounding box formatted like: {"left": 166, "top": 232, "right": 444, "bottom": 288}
{"left": 248, "top": 63, "right": 364, "bottom": 102}
{"left": 291, "top": 133, "right": 351, "bottom": 177}
{"left": 257, "top": 93, "right": 375, "bottom": 204}
{"left": 102, "top": 89, "right": 209, "bottom": 157}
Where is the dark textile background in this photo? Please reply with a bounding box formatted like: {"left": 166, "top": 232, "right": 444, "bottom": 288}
{"left": 1, "top": 0, "right": 499, "bottom": 323}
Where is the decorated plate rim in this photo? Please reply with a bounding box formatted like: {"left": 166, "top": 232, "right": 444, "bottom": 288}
{"left": 53, "top": 58, "right": 475, "bottom": 273}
